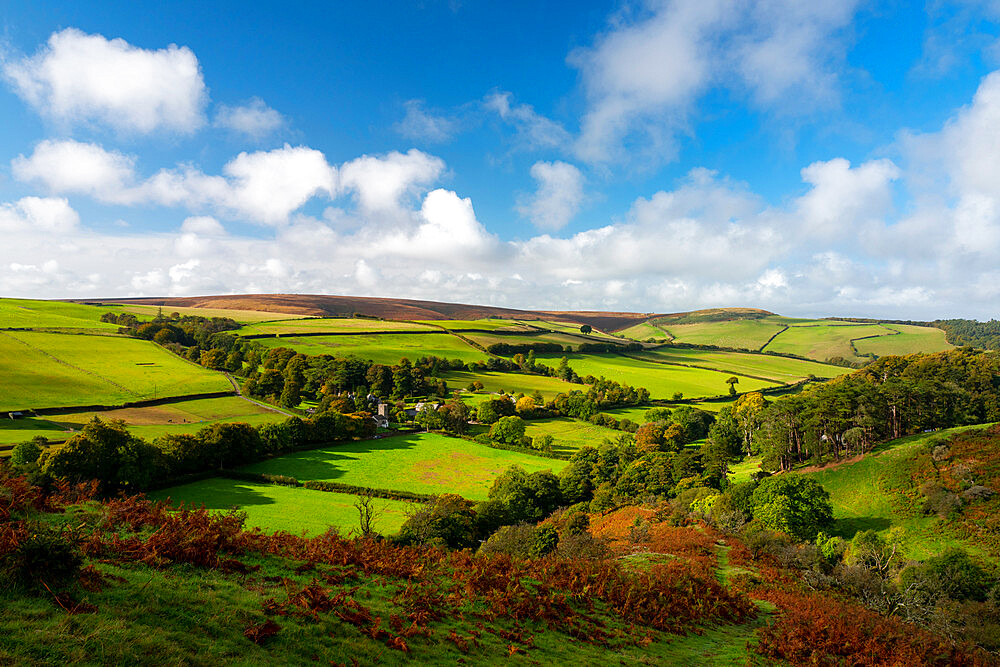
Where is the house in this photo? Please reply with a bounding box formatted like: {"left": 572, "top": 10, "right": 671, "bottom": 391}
{"left": 8, "top": 412, "right": 23, "bottom": 420}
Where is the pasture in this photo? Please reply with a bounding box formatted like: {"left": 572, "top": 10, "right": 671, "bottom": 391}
{"left": 237, "top": 318, "right": 435, "bottom": 336}
{"left": 239, "top": 432, "right": 566, "bottom": 500}
{"left": 0, "top": 417, "right": 72, "bottom": 447}
{"left": 523, "top": 417, "right": 624, "bottom": 454}
{"left": 0, "top": 298, "right": 119, "bottom": 330}
{"left": 441, "top": 370, "right": 575, "bottom": 399}
{"left": 617, "top": 321, "right": 671, "bottom": 341}
{"left": 762, "top": 323, "right": 895, "bottom": 363}
{"left": 636, "top": 348, "right": 848, "bottom": 383}
{"left": 852, "top": 324, "right": 954, "bottom": 357}
{"left": 414, "top": 319, "right": 525, "bottom": 331}
{"left": 463, "top": 331, "right": 584, "bottom": 349}
{"left": 0, "top": 331, "right": 232, "bottom": 411}
{"left": 148, "top": 478, "right": 412, "bottom": 536}
{"left": 659, "top": 319, "right": 787, "bottom": 351}
{"left": 516, "top": 319, "right": 623, "bottom": 341}
{"left": 533, "top": 353, "right": 777, "bottom": 399}
{"left": 100, "top": 303, "right": 308, "bottom": 323}
{"left": 253, "top": 332, "right": 486, "bottom": 364}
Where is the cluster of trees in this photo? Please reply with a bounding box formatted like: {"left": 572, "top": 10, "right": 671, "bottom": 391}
{"left": 706, "top": 349, "right": 1000, "bottom": 471}
{"left": 10, "top": 411, "right": 376, "bottom": 496}
{"left": 486, "top": 341, "right": 567, "bottom": 356}
{"left": 934, "top": 319, "right": 1000, "bottom": 350}
{"left": 104, "top": 310, "right": 241, "bottom": 346}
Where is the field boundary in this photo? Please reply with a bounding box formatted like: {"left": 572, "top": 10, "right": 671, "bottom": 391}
{"left": 620, "top": 351, "right": 786, "bottom": 385}
{"left": 25, "top": 390, "right": 238, "bottom": 416}
{"left": 757, "top": 324, "right": 790, "bottom": 352}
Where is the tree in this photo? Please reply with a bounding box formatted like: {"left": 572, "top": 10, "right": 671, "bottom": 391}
{"left": 515, "top": 395, "right": 537, "bottom": 416}
{"left": 10, "top": 437, "right": 44, "bottom": 467}
{"left": 750, "top": 476, "right": 833, "bottom": 541}
{"left": 489, "top": 416, "right": 526, "bottom": 445}
{"left": 398, "top": 494, "right": 479, "bottom": 549}
{"left": 45, "top": 418, "right": 163, "bottom": 495}
{"left": 354, "top": 493, "right": 380, "bottom": 537}
{"left": 579, "top": 324, "right": 592, "bottom": 334}
{"left": 726, "top": 376, "right": 739, "bottom": 396}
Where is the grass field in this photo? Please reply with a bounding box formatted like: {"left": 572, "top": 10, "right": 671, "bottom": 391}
{"left": 533, "top": 353, "right": 777, "bottom": 399}
{"left": 414, "top": 319, "right": 526, "bottom": 330}
{"left": 636, "top": 347, "right": 848, "bottom": 383}
{"left": 0, "top": 417, "right": 71, "bottom": 447}
{"left": 464, "top": 331, "right": 584, "bottom": 349}
{"left": 0, "top": 298, "right": 120, "bottom": 330}
{"left": 237, "top": 318, "right": 436, "bottom": 336}
{"left": 0, "top": 331, "right": 232, "bottom": 411}
{"left": 239, "top": 432, "right": 565, "bottom": 500}
{"left": 148, "top": 478, "right": 413, "bottom": 536}
{"left": 660, "top": 319, "right": 788, "bottom": 351}
{"left": 762, "top": 323, "right": 895, "bottom": 363}
{"left": 440, "top": 370, "right": 576, "bottom": 399}
{"left": 796, "top": 426, "right": 991, "bottom": 560}
{"left": 852, "top": 324, "right": 954, "bottom": 357}
{"left": 524, "top": 417, "right": 624, "bottom": 454}
{"left": 516, "top": 319, "right": 623, "bottom": 341}
{"left": 617, "top": 321, "right": 671, "bottom": 341}
{"left": 99, "top": 303, "right": 308, "bottom": 323}
{"left": 253, "top": 332, "right": 486, "bottom": 364}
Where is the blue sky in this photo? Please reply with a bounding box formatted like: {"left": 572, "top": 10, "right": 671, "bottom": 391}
{"left": 1, "top": 1, "right": 1000, "bottom": 319}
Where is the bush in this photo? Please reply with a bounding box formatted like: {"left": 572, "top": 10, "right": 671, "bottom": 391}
{"left": 10, "top": 437, "right": 45, "bottom": 467}
{"left": 2, "top": 525, "right": 83, "bottom": 592}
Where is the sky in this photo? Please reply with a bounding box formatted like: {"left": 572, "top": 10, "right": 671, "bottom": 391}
{"left": 1, "top": 1, "right": 1000, "bottom": 319}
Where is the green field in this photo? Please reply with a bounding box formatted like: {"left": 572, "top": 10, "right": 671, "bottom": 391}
{"left": 253, "top": 332, "right": 486, "bottom": 364}
{"left": 0, "top": 331, "right": 232, "bottom": 411}
{"left": 414, "top": 319, "right": 526, "bottom": 331}
{"left": 660, "top": 319, "right": 787, "bottom": 351}
{"left": 239, "top": 432, "right": 565, "bottom": 500}
{"left": 99, "top": 303, "right": 308, "bottom": 323}
{"left": 617, "top": 321, "right": 671, "bottom": 341}
{"left": 796, "top": 426, "right": 991, "bottom": 560}
{"left": 852, "top": 324, "right": 954, "bottom": 357}
{"left": 762, "top": 323, "right": 894, "bottom": 363}
{"left": 149, "top": 478, "right": 413, "bottom": 536}
{"left": 237, "top": 318, "right": 436, "bottom": 336}
{"left": 464, "top": 331, "right": 584, "bottom": 349}
{"left": 533, "top": 353, "right": 777, "bottom": 399}
{"left": 524, "top": 417, "right": 624, "bottom": 454}
{"left": 0, "top": 298, "right": 120, "bottom": 330}
{"left": 516, "top": 319, "right": 623, "bottom": 341}
{"left": 0, "top": 417, "right": 71, "bottom": 448}
{"left": 441, "top": 370, "right": 576, "bottom": 399}
{"left": 636, "top": 347, "right": 848, "bottom": 383}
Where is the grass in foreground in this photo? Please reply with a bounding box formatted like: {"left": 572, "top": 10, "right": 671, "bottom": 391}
{"left": 239, "top": 432, "right": 566, "bottom": 500}
{"left": 149, "top": 478, "right": 413, "bottom": 536}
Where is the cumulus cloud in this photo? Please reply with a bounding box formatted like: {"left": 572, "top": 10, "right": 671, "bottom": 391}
{"left": 795, "top": 158, "right": 900, "bottom": 241}
{"left": 517, "top": 161, "right": 585, "bottom": 231}
{"left": 3, "top": 28, "right": 207, "bottom": 134}
{"left": 339, "top": 149, "right": 445, "bottom": 215}
{"left": 213, "top": 98, "right": 285, "bottom": 138}
{"left": 395, "top": 100, "right": 457, "bottom": 143}
{"left": 0, "top": 196, "right": 80, "bottom": 232}
{"left": 13, "top": 141, "right": 337, "bottom": 225}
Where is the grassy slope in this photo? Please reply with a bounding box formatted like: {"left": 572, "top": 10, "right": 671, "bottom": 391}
{"left": 617, "top": 321, "right": 671, "bottom": 341}
{"left": 795, "top": 426, "right": 991, "bottom": 559}
{"left": 662, "top": 319, "right": 787, "bottom": 351}
{"left": 253, "top": 332, "right": 486, "bottom": 364}
{"left": 237, "top": 318, "right": 436, "bottom": 335}
{"left": 534, "top": 353, "right": 777, "bottom": 399}
{"left": 463, "top": 331, "right": 585, "bottom": 349}
{"left": 762, "top": 323, "right": 894, "bottom": 362}
{"left": 0, "top": 331, "right": 231, "bottom": 410}
{"left": 636, "top": 347, "right": 848, "bottom": 383}
{"left": 853, "top": 324, "right": 955, "bottom": 357}
{"left": 149, "top": 478, "right": 413, "bottom": 536}
{"left": 414, "top": 319, "right": 524, "bottom": 330}
{"left": 239, "top": 432, "right": 566, "bottom": 500}
{"left": 0, "top": 298, "right": 120, "bottom": 330}
{"left": 524, "top": 417, "right": 624, "bottom": 455}
{"left": 441, "top": 370, "right": 576, "bottom": 399}
{"left": 100, "top": 303, "right": 308, "bottom": 322}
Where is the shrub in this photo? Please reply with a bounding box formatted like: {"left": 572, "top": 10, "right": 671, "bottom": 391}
{"left": 2, "top": 524, "right": 83, "bottom": 592}
{"left": 11, "top": 438, "right": 45, "bottom": 467}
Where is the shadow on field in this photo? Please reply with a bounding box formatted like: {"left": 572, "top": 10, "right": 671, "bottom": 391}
{"left": 834, "top": 516, "right": 892, "bottom": 537}
{"left": 160, "top": 479, "right": 279, "bottom": 510}
{"left": 243, "top": 433, "right": 427, "bottom": 481}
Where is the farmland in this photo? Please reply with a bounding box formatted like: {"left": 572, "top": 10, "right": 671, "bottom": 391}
{"left": 0, "top": 331, "right": 231, "bottom": 411}
{"left": 148, "top": 478, "right": 413, "bottom": 536}
{"left": 413, "top": 318, "right": 525, "bottom": 330}
{"left": 659, "top": 318, "right": 787, "bottom": 351}
{"left": 617, "top": 321, "right": 671, "bottom": 341}
{"left": 533, "top": 352, "right": 778, "bottom": 399}
{"left": 236, "top": 318, "right": 436, "bottom": 336}
{"left": 852, "top": 323, "right": 954, "bottom": 357}
{"left": 761, "top": 322, "right": 896, "bottom": 363}
{"left": 253, "top": 332, "right": 486, "bottom": 364}
{"left": 635, "top": 347, "right": 848, "bottom": 383}
{"left": 98, "top": 302, "right": 308, "bottom": 323}
{"left": 0, "top": 298, "right": 120, "bottom": 330}
{"left": 523, "top": 417, "right": 625, "bottom": 454}
{"left": 463, "top": 330, "right": 586, "bottom": 349}
{"left": 239, "top": 432, "right": 566, "bottom": 500}
{"left": 441, "top": 370, "right": 577, "bottom": 399}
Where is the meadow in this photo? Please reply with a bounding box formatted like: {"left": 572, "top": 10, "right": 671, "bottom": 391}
{"left": 658, "top": 319, "right": 787, "bottom": 351}
{"left": 237, "top": 317, "right": 435, "bottom": 336}
{"left": 100, "top": 303, "right": 307, "bottom": 323}
{"left": 516, "top": 319, "right": 623, "bottom": 341}
{"left": 636, "top": 347, "right": 848, "bottom": 383}
{"left": 441, "top": 370, "right": 576, "bottom": 399}
{"left": 253, "top": 332, "right": 486, "bottom": 364}
{"left": 239, "top": 432, "right": 566, "bottom": 500}
{"left": 463, "top": 330, "right": 585, "bottom": 349}
{"left": 852, "top": 323, "right": 954, "bottom": 357}
{"left": 533, "top": 353, "right": 777, "bottom": 399}
{"left": 0, "top": 331, "right": 231, "bottom": 411}
{"left": 762, "top": 322, "right": 896, "bottom": 363}
{"left": 413, "top": 319, "right": 526, "bottom": 330}
{"left": 148, "top": 478, "right": 413, "bottom": 536}
{"left": 617, "top": 321, "right": 671, "bottom": 341}
{"left": 0, "top": 298, "right": 119, "bottom": 330}
{"left": 524, "top": 417, "right": 624, "bottom": 454}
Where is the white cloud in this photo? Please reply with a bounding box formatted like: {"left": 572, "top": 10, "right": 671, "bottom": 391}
{"left": 339, "top": 149, "right": 445, "bottom": 214}
{"left": 517, "top": 161, "right": 585, "bottom": 231}
{"left": 795, "top": 157, "right": 900, "bottom": 240}
{"left": 484, "top": 91, "right": 571, "bottom": 151}
{"left": 395, "top": 100, "right": 456, "bottom": 142}
{"left": 11, "top": 139, "right": 136, "bottom": 200}
{"left": 214, "top": 97, "right": 284, "bottom": 138}
{"left": 0, "top": 196, "right": 79, "bottom": 232}
{"left": 3, "top": 28, "right": 206, "bottom": 134}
